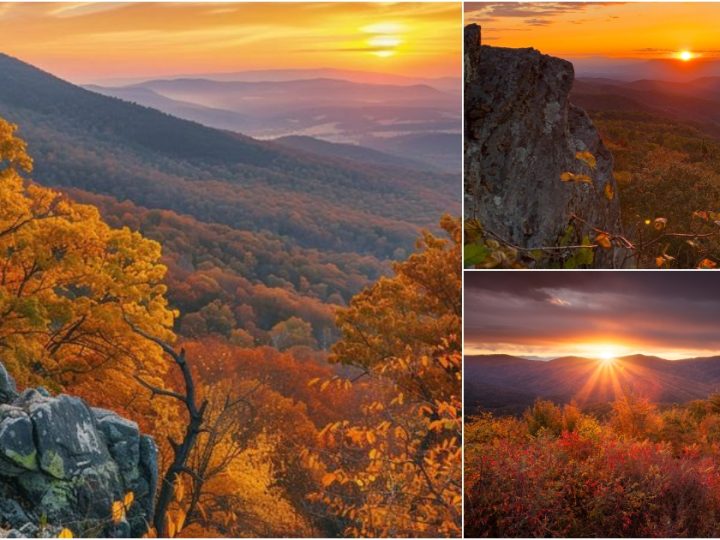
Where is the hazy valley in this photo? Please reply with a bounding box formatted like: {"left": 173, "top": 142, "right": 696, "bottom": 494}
{"left": 86, "top": 70, "right": 461, "bottom": 173}
{"left": 0, "top": 52, "right": 459, "bottom": 345}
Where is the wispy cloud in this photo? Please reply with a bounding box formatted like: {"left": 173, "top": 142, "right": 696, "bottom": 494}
{"left": 47, "top": 3, "right": 128, "bottom": 19}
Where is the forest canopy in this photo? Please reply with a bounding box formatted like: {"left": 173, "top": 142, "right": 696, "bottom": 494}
{"left": 0, "top": 116, "right": 461, "bottom": 538}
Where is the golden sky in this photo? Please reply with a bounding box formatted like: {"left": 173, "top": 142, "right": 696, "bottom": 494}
{"left": 0, "top": 2, "right": 460, "bottom": 83}
{"left": 466, "top": 2, "right": 720, "bottom": 60}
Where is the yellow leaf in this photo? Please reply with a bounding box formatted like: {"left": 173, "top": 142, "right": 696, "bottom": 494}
{"left": 604, "top": 183, "right": 614, "bottom": 200}
{"left": 655, "top": 256, "right": 665, "bottom": 268}
{"left": 175, "top": 509, "right": 186, "bottom": 533}
{"left": 320, "top": 380, "right": 330, "bottom": 392}
{"left": 560, "top": 172, "right": 591, "bottom": 184}
{"left": 576, "top": 150, "right": 597, "bottom": 169}
{"left": 307, "top": 377, "right": 320, "bottom": 387}
{"left": 111, "top": 501, "right": 125, "bottom": 524}
{"left": 167, "top": 516, "right": 176, "bottom": 539}
{"left": 174, "top": 480, "right": 185, "bottom": 503}
{"left": 58, "top": 529, "right": 73, "bottom": 539}
{"left": 123, "top": 491, "right": 134, "bottom": 508}
{"left": 595, "top": 232, "right": 612, "bottom": 249}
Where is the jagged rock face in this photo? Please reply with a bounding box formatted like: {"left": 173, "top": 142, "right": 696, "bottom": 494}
{"left": 464, "top": 24, "right": 626, "bottom": 267}
{"left": 0, "top": 367, "right": 157, "bottom": 538}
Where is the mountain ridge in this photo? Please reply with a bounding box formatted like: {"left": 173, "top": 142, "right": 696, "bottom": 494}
{"left": 0, "top": 51, "right": 456, "bottom": 258}
{"left": 466, "top": 353, "right": 720, "bottom": 415}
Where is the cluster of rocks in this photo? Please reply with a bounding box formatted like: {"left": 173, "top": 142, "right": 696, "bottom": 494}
{"left": 464, "top": 24, "right": 627, "bottom": 267}
{"left": 0, "top": 363, "right": 157, "bottom": 538}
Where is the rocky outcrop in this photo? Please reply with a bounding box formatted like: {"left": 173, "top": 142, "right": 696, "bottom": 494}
{"left": 464, "top": 24, "right": 626, "bottom": 267}
{"left": 0, "top": 365, "right": 157, "bottom": 538}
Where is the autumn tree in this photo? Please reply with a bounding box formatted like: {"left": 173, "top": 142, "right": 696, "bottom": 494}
{"left": 269, "top": 316, "right": 317, "bottom": 350}
{"left": 0, "top": 117, "right": 175, "bottom": 403}
{"left": 305, "top": 215, "right": 462, "bottom": 537}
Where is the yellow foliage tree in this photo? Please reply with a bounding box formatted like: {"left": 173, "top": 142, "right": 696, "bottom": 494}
{"left": 307, "top": 215, "right": 462, "bottom": 537}
{"left": 0, "top": 117, "right": 175, "bottom": 405}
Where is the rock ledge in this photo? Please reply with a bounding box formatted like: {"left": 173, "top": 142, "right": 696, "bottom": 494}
{"left": 0, "top": 364, "right": 157, "bottom": 538}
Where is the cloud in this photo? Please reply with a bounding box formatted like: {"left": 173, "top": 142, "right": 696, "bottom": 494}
{"left": 465, "top": 272, "right": 720, "bottom": 358}
{"left": 526, "top": 18, "right": 552, "bottom": 27}
{"left": 464, "top": 2, "right": 624, "bottom": 26}
{"left": 47, "top": 3, "right": 128, "bottom": 19}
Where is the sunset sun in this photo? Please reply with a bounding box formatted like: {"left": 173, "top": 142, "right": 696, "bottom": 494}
{"left": 598, "top": 350, "right": 617, "bottom": 364}
{"left": 678, "top": 50, "right": 694, "bottom": 62}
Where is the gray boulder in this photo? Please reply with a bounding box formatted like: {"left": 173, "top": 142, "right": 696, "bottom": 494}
{"left": 0, "top": 364, "right": 17, "bottom": 404}
{"left": 0, "top": 365, "right": 157, "bottom": 537}
{"left": 464, "top": 24, "right": 627, "bottom": 268}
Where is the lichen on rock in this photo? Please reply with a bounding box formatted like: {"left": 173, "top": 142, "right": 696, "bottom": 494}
{"left": 0, "top": 363, "right": 157, "bottom": 538}
{"left": 464, "top": 24, "right": 628, "bottom": 268}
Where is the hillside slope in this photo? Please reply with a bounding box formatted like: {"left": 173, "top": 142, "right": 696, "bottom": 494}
{"left": 0, "top": 53, "right": 456, "bottom": 259}
{"left": 0, "top": 52, "right": 458, "bottom": 339}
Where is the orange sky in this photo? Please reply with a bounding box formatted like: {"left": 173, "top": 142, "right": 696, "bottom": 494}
{"left": 466, "top": 2, "right": 720, "bottom": 60}
{"left": 0, "top": 2, "right": 460, "bottom": 83}
{"left": 464, "top": 273, "right": 720, "bottom": 361}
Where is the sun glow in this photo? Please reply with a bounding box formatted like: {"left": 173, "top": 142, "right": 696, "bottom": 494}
{"left": 678, "top": 50, "right": 694, "bottom": 62}
{"left": 575, "top": 342, "right": 628, "bottom": 364}
{"left": 363, "top": 21, "right": 405, "bottom": 59}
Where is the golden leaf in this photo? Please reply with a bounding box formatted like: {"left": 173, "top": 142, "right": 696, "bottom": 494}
{"left": 174, "top": 481, "right": 185, "bottom": 503}
{"left": 595, "top": 233, "right": 612, "bottom": 249}
{"left": 560, "top": 172, "right": 592, "bottom": 184}
{"left": 58, "top": 529, "right": 73, "bottom": 539}
{"left": 604, "top": 183, "right": 614, "bottom": 200}
{"left": 575, "top": 150, "right": 597, "bottom": 169}
{"left": 175, "top": 509, "right": 186, "bottom": 533}
{"left": 111, "top": 500, "right": 125, "bottom": 524}
{"left": 167, "top": 516, "right": 176, "bottom": 539}
{"left": 123, "top": 491, "right": 134, "bottom": 508}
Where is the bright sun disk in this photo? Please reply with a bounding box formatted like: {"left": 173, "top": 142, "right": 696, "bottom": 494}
{"left": 679, "top": 50, "right": 693, "bottom": 62}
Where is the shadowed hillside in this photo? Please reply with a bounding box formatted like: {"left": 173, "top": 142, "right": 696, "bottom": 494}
{"left": 466, "top": 354, "right": 720, "bottom": 415}
{"left": 0, "top": 51, "right": 459, "bottom": 341}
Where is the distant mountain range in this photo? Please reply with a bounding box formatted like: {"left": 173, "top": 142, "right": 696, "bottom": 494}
{"left": 84, "top": 74, "right": 461, "bottom": 173}
{"left": 573, "top": 58, "right": 720, "bottom": 83}
{"left": 89, "top": 67, "right": 460, "bottom": 93}
{"left": 0, "top": 52, "right": 457, "bottom": 259}
{"left": 466, "top": 354, "right": 720, "bottom": 415}
{"left": 571, "top": 75, "right": 720, "bottom": 137}
{"left": 0, "top": 51, "right": 459, "bottom": 337}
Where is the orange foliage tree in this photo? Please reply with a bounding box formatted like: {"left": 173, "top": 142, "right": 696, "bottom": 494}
{"left": 305, "top": 215, "right": 462, "bottom": 537}
{"left": 0, "top": 117, "right": 175, "bottom": 402}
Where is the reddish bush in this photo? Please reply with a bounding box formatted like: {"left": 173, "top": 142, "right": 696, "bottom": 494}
{"left": 466, "top": 400, "right": 720, "bottom": 537}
